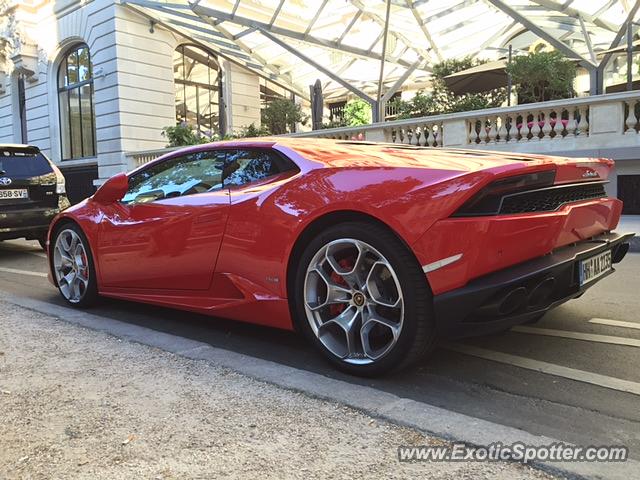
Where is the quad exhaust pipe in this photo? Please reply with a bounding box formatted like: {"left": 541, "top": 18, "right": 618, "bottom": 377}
{"left": 612, "top": 242, "right": 629, "bottom": 264}
{"left": 478, "top": 277, "right": 556, "bottom": 317}
{"left": 498, "top": 287, "right": 528, "bottom": 316}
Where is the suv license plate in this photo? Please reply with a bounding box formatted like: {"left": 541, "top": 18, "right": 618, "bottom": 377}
{"left": 579, "top": 250, "right": 612, "bottom": 286}
{"left": 0, "top": 189, "right": 28, "bottom": 200}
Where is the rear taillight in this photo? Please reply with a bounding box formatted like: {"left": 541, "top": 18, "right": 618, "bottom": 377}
{"left": 453, "top": 170, "right": 556, "bottom": 216}
{"left": 56, "top": 175, "right": 66, "bottom": 194}
{"left": 51, "top": 163, "right": 66, "bottom": 194}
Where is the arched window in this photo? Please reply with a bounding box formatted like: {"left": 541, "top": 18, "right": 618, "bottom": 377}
{"left": 174, "top": 45, "right": 222, "bottom": 136}
{"left": 58, "top": 44, "right": 96, "bottom": 160}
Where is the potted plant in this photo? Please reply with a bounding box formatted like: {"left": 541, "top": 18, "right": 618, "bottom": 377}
{"left": 261, "top": 98, "right": 307, "bottom": 134}
{"left": 506, "top": 51, "right": 577, "bottom": 103}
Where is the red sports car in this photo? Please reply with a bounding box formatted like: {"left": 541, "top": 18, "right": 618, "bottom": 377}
{"left": 47, "top": 138, "right": 632, "bottom": 375}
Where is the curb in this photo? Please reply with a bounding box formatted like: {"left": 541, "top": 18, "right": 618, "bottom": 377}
{"left": 4, "top": 292, "right": 640, "bottom": 480}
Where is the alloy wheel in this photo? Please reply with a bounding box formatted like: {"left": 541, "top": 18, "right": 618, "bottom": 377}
{"left": 53, "top": 229, "right": 90, "bottom": 304}
{"left": 303, "top": 238, "right": 404, "bottom": 365}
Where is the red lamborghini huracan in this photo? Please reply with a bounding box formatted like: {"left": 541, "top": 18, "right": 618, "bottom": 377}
{"left": 47, "top": 138, "right": 632, "bottom": 375}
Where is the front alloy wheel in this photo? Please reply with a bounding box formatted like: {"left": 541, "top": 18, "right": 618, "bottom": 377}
{"left": 295, "top": 222, "right": 434, "bottom": 376}
{"left": 52, "top": 225, "right": 98, "bottom": 307}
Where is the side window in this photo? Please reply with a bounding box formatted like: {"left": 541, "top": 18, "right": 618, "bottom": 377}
{"left": 122, "top": 150, "right": 226, "bottom": 204}
{"left": 223, "top": 149, "right": 292, "bottom": 188}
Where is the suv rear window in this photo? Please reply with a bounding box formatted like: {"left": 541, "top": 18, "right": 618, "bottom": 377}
{"left": 0, "top": 148, "right": 53, "bottom": 177}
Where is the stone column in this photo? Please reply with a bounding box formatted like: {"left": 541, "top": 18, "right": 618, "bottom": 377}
{"left": 442, "top": 118, "right": 467, "bottom": 147}
{"left": 590, "top": 101, "right": 624, "bottom": 142}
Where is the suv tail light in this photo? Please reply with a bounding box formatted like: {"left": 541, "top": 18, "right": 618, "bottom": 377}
{"left": 56, "top": 176, "right": 66, "bottom": 194}
{"left": 51, "top": 164, "right": 66, "bottom": 194}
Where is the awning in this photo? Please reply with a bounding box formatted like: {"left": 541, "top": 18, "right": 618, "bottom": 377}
{"left": 606, "top": 79, "right": 640, "bottom": 93}
{"left": 443, "top": 60, "right": 508, "bottom": 95}
{"left": 122, "top": 1, "right": 633, "bottom": 101}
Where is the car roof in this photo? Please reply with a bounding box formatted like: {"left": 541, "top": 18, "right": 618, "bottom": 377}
{"left": 0, "top": 144, "right": 41, "bottom": 152}
{"left": 0, "top": 143, "right": 38, "bottom": 148}
{"left": 140, "top": 137, "right": 557, "bottom": 174}
{"left": 270, "top": 137, "right": 541, "bottom": 171}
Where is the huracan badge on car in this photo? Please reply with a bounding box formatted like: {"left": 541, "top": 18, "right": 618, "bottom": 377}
{"left": 46, "top": 139, "right": 633, "bottom": 376}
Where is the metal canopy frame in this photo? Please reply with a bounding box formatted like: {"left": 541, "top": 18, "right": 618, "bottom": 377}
{"left": 485, "top": 0, "right": 597, "bottom": 67}
{"left": 123, "top": 0, "right": 637, "bottom": 112}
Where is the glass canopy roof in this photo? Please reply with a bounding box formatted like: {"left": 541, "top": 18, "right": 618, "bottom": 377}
{"left": 124, "top": 0, "right": 632, "bottom": 101}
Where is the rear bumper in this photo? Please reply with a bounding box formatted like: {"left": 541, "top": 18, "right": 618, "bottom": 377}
{"left": 434, "top": 231, "right": 634, "bottom": 338}
{"left": 0, "top": 206, "right": 61, "bottom": 240}
{"left": 415, "top": 198, "right": 624, "bottom": 295}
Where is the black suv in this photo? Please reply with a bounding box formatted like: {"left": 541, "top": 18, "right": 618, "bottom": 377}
{"left": 0, "top": 144, "right": 71, "bottom": 249}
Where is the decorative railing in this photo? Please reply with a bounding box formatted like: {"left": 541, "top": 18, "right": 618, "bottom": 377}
{"left": 328, "top": 103, "right": 346, "bottom": 123}
{"left": 467, "top": 104, "right": 590, "bottom": 145}
{"left": 290, "top": 91, "right": 640, "bottom": 153}
{"left": 125, "top": 145, "right": 180, "bottom": 169}
{"left": 124, "top": 92, "right": 640, "bottom": 170}
{"left": 624, "top": 98, "right": 640, "bottom": 134}
{"left": 388, "top": 120, "right": 443, "bottom": 146}
{"left": 302, "top": 118, "right": 445, "bottom": 146}
{"left": 384, "top": 101, "right": 400, "bottom": 119}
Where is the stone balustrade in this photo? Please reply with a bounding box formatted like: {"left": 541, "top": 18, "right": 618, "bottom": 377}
{"left": 290, "top": 118, "right": 445, "bottom": 147}
{"left": 290, "top": 91, "right": 640, "bottom": 155}
{"left": 125, "top": 91, "right": 640, "bottom": 167}
{"left": 125, "top": 146, "right": 180, "bottom": 170}
{"left": 467, "top": 104, "right": 591, "bottom": 145}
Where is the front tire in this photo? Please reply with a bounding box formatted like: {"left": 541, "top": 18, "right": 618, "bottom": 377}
{"left": 293, "top": 222, "right": 435, "bottom": 376}
{"left": 51, "top": 223, "right": 99, "bottom": 308}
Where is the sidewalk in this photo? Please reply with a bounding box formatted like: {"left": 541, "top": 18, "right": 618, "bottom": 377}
{"left": 0, "top": 301, "right": 552, "bottom": 480}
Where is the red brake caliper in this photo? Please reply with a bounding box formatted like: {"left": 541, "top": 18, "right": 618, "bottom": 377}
{"left": 329, "top": 258, "right": 353, "bottom": 316}
{"left": 80, "top": 251, "right": 88, "bottom": 278}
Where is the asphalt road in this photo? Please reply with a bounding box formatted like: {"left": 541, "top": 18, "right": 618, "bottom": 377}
{"left": 1, "top": 239, "right": 639, "bottom": 460}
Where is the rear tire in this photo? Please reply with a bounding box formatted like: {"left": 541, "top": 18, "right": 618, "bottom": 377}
{"left": 51, "top": 223, "right": 99, "bottom": 308}
{"left": 292, "top": 222, "right": 435, "bottom": 376}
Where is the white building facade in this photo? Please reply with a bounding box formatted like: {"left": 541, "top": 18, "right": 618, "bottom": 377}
{"left": 0, "top": 0, "right": 266, "bottom": 202}
{"left": 1, "top": 0, "right": 639, "bottom": 214}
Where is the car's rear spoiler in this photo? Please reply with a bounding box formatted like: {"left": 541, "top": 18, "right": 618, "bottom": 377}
{"left": 0, "top": 145, "right": 41, "bottom": 156}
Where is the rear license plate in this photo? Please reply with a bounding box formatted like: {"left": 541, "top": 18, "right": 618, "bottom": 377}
{"left": 0, "top": 189, "right": 28, "bottom": 200}
{"left": 579, "top": 250, "right": 612, "bottom": 286}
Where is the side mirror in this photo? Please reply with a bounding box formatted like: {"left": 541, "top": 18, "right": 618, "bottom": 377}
{"left": 92, "top": 173, "right": 129, "bottom": 205}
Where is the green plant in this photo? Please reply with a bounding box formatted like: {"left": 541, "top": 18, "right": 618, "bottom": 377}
{"left": 161, "top": 123, "right": 209, "bottom": 147}
{"left": 506, "top": 51, "right": 576, "bottom": 103}
{"left": 388, "top": 57, "right": 506, "bottom": 120}
{"left": 234, "top": 123, "right": 270, "bottom": 138}
{"left": 391, "top": 90, "right": 438, "bottom": 119}
{"left": 343, "top": 98, "right": 372, "bottom": 126}
{"left": 261, "top": 98, "right": 308, "bottom": 135}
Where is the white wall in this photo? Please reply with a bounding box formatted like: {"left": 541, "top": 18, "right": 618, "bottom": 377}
{"left": 0, "top": 0, "right": 175, "bottom": 181}
{"left": 0, "top": 80, "right": 14, "bottom": 144}
{"left": 227, "top": 61, "right": 261, "bottom": 133}
{"left": 0, "top": 0, "right": 267, "bottom": 184}
{"left": 25, "top": 62, "right": 52, "bottom": 156}
{"left": 113, "top": 7, "right": 263, "bottom": 164}
{"left": 107, "top": 3, "right": 178, "bottom": 175}
{"left": 0, "top": 0, "right": 122, "bottom": 176}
